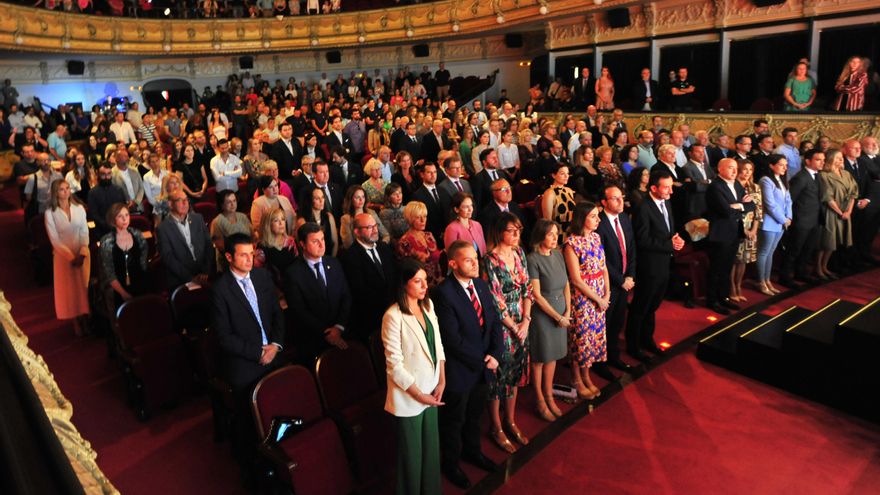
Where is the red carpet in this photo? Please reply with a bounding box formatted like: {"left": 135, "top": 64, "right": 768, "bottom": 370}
{"left": 2, "top": 178, "right": 878, "bottom": 494}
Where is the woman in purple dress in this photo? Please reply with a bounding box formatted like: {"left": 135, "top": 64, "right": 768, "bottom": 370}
{"left": 563, "top": 201, "right": 610, "bottom": 400}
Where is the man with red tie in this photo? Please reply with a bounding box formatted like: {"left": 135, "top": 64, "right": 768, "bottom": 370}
{"left": 433, "top": 241, "right": 504, "bottom": 489}
{"left": 595, "top": 185, "right": 637, "bottom": 377}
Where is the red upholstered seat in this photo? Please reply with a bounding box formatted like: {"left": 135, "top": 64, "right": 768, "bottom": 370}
{"left": 673, "top": 242, "right": 710, "bottom": 299}
{"left": 115, "top": 295, "right": 192, "bottom": 420}
{"left": 252, "top": 365, "right": 353, "bottom": 494}
{"left": 193, "top": 202, "right": 218, "bottom": 225}
{"left": 514, "top": 179, "right": 542, "bottom": 207}
{"left": 315, "top": 343, "right": 394, "bottom": 485}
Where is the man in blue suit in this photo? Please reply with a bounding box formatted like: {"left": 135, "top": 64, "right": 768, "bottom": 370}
{"left": 596, "top": 185, "right": 636, "bottom": 377}
{"left": 283, "top": 222, "right": 351, "bottom": 363}
{"left": 433, "top": 240, "right": 503, "bottom": 489}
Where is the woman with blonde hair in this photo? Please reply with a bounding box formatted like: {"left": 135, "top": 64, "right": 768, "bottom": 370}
{"left": 396, "top": 201, "right": 443, "bottom": 287}
{"left": 817, "top": 149, "right": 858, "bottom": 279}
{"left": 45, "top": 179, "right": 91, "bottom": 336}
{"left": 362, "top": 158, "right": 389, "bottom": 208}
{"left": 255, "top": 206, "right": 299, "bottom": 280}
{"left": 834, "top": 56, "right": 868, "bottom": 112}
{"left": 251, "top": 175, "right": 296, "bottom": 237}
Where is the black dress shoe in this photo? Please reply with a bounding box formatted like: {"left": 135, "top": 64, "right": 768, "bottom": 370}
{"left": 608, "top": 358, "right": 634, "bottom": 372}
{"left": 709, "top": 303, "right": 731, "bottom": 315}
{"left": 644, "top": 343, "right": 665, "bottom": 355}
{"left": 721, "top": 299, "right": 741, "bottom": 310}
{"left": 592, "top": 364, "right": 618, "bottom": 382}
{"left": 628, "top": 350, "right": 652, "bottom": 363}
{"left": 443, "top": 466, "right": 471, "bottom": 489}
{"left": 462, "top": 452, "right": 498, "bottom": 472}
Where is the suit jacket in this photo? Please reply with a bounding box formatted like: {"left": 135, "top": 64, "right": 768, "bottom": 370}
{"left": 329, "top": 161, "right": 365, "bottom": 191}
{"left": 270, "top": 138, "right": 303, "bottom": 180}
{"left": 759, "top": 176, "right": 793, "bottom": 233}
{"left": 420, "top": 132, "right": 452, "bottom": 164}
{"left": 325, "top": 130, "right": 352, "bottom": 157}
{"left": 751, "top": 151, "right": 773, "bottom": 181}
{"left": 632, "top": 79, "right": 661, "bottom": 110}
{"left": 300, "top": 181, "right": 343, "bottom": 221}
{"left": 340, "top": 241, "right": 397, "bottom": 341}
{"left": 432, "top": 277, "right": 503, "bottom": 393}
{"left": 382, "top": 303, "right": 446, "bottom": 417}
{"left": 111, "top": 166, "right": 145, "bottom": 205}
{"left": 399, "top": 134, "right": 422, "bottom": 163}
{"left": 157, "top": 212, "right": 214, "bottom": 289}
{"left": 390, "top": 127, "right": 408, "bottom": 154}
{"left": 706, "top": 178, "right": 754, "bottom": 242}
{"left": 437, "top": 176, "right": 473, "bottom": 205}
{"left": 472, "top": 168, "right": 511, "bottom": 211}
{"left": 789, "top": 168, "right": 823, "bottom": 229}
{"left": 282, "top": 256, "right": 352, "bottom": 362}
{"left": 844, "top": 156, "right": 874, "bottom": 200}
{"left": 708, "top": 146, "right": 732, "bottom": 169}
{"left": 681, "top": 160, "right": 717, "bottom": 220}
{"left": 212, "top": 267, "right": 285, "bottom": 390}
{"left": 477, "top": 201, "right": 525, "bottom": 234}
{"left": 412, "top": 185, "right": 450, "bottom": 245}
{"left": 573, "top": 76, "right": 596, "bottom": 106}
{"left": 596, "top": 211, "right": 636, "bottom": 289}
{"left": 631, "top": 195, "right": 675, "bottom": 277}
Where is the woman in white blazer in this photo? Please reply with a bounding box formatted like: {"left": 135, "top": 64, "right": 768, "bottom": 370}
{"left": 382, "top": 258, "right": 446, "bottom": 495}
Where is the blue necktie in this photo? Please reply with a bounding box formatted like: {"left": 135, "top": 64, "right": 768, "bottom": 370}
{"left": 239, "top": 277, "right": 268, "bottom": 345}
{"left": 313, "top": 261, "right": 327, "bottom": 290}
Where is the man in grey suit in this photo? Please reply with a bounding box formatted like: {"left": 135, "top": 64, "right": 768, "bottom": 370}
{"left": 681, "top": 144, "right": 716, "bottom": 221}
{"left": 158, "top": 190, "right": 214, "bottom": 290}
{"left": 111, "top": 147, "right": 144, "bottom": 214}
{"left": 438, "top": 156, "right": 473, "bottom": 204}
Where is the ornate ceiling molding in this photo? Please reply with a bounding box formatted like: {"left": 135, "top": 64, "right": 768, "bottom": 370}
{"left": 0, "top": 0, "right": 633, "bottom": 55}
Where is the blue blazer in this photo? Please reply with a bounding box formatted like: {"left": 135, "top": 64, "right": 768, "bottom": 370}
{"left": 432, "top": 277, "right": 504, "bottom": 394}
{"left": 759, "top": 176, "right": 793, "bottom": 233}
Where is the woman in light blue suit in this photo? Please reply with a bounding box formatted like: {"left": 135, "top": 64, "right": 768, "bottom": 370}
{"left": 382, "top": 257, "right": 446, "bottom": 495}
{"left": 757, "top": 154, "right": 793, "bottom": 296}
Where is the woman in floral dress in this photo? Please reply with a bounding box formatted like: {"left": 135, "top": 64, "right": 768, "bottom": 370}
{"left": 483, "top": 212, "right": 534, "bottom": 454}
{"left": 563, "top": 201, "right": 609, "bottom": 400}
{"left": 396, "top": 201, "right": 443, "bottom": 287}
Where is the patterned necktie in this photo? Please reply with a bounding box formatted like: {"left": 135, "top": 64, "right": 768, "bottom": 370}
{"left": 615, "top": 217, "right": 627, "bottom": 273}
{"left": 239, "top": 277, "right": 268, "bottom": 345}
{"left": 467, "top": 283, "right": 484, "bottom": 327}
{"left": 454, "top": 180, "right": 463, "bottom": 192}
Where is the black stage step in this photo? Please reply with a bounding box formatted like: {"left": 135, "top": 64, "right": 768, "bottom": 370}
{"left": 833, "top": 296, "right": 880, "bottom": 420}
{"left": 738, "top": 306, "right": 813, "bottom": 385}
{"left": 696, "top": 312, "right": 771, "bottom": 370}
{"left": 835, "top": 296, "right": 880, "bottom": 368}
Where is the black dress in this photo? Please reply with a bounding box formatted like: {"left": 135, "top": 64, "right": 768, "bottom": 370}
{"left": 176, "top": 160, "right": 205, "bottom": 199}
{"left": 571, "top": 166, "right": 603, "bottom": 201}
{"left": 111, "top": 239, "right": 148, "bottom": 309}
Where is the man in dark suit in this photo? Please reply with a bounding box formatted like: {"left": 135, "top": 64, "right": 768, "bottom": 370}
{"left": 270, "top": 122, "right": 303, "bottom": 180}
{"left": 433, "top": 241, "right": 503, "bottom": 489}
{"left": 340, "top": 213, "right": 397, "bottom": 342}
{"left": 389, "top": 116, "right": 410, "bottom": 154}
{"left": 329, "top": 145, "right": 365, "bottom": 191}
{"left": 192, "top": 130, "right": 216, "bottom": 187}
{"left": 632, "top": 68, "right": 660, "bottom": 111}
{"left": 213, "top": 233, "right": 286, "bottom": 392}
{"left": 283, "top": 223, "right": 352, "bottom": 363}
{"left": 412, "top": 162, "right": 450, "bottom": 246}
{"left": 626, "top": 169, "right": 685, "bottom": 361}
{"left": 751, "top": 134, "right": 775, "bottom": 180}
{"left": 681, "top": 144, "right": 716, "bottom": 220}
{"left": 708, "top": 134, "right": 733, "bottom": 169}
{"left": 596, "top": 185, "right": 636, "bottom": 376}
{"left": 781, "top": 149, "right": 825, "bottom": 284}
{"left": 300, "top": 160, "right": 343, "bottom": 221}
{"left": 654, "top": 144, "right": 688, "bottom": 230}
{"left": 438, "top": 156, "right": 473, "bottom": 204}
{"left": 420, "top": 119, "right": 453, "bottom": 164}
{"left": 324, "top": 115, "right": 353, "bottom": 158}
{"left": 843, "top": 139, "right": 880, "bottom": 265}
{"left": 705, "top": 158, "right": 755, "bottom": 314}
{"left": 290, "top": 155, "right": 316, "bottom": 202}
{"left": 749, "top": 119, "right": 769, "bottom": 154}
{"left": 157, "top": 190, "right": 214, "bottom": 290}
{"left": 399, "top": 121, "right": 422, "bottom": 164}
{"left": 472, "top": 148, "right": 511, "bottom": 211}
{"left": 212, "top": 233, "right": 286, "bottom": 474}
{"left": 477, "top": 178, "right": 526, "bottom": 233}
{"left": 573, "top": 66, "right": 596, "bottom": 107}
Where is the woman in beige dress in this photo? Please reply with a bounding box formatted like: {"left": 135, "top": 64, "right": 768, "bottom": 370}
{"left": 595, "top": 67, "right": 615, "bottom": 110}
{"left": 45, "top": 179, "right": 90, "bottom": 336}
{"left": 817, "top": 149, "right": 858, "bottom": 279}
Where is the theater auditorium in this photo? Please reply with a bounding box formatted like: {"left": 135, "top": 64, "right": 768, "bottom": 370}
{"left": 0, "top": 0, "right": 879, "bottom": 493}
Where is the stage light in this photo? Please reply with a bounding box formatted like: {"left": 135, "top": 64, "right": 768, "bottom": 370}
{"left": 163, "top": 7, "right": 170, "bottom": 15}
{"left": 263, "top": 39, "right": 271, "bottom": 48}
{"left": 161, "top": 90, "right": 169, "bottom": 100}
{"left": 659, "top": 341, "right": 672, "bottom": 349}
{"left": 451, "top": 22, "right": 460, "bottom": 32}
{"left": 406, "top": 29, "right": 414, "bottom": 37}
{"left": 706, "top": 316, "right": 718, "bottom": 322}
{"left": 539, "top": 5, "right": 549, "bottom": 15}
{"left": 496, "top": 15, "right": 505, "bottom": 24}
{"left": 358, "top": 35, "right": 365, "bottom": 43}
{"left": 163, "top": 43, "right": 171, "bottom": 52}
{"left": 310, "top": 37, "right": 318, "bottom": 46}
{"left": 14, "top": 35, "right": 24, "bottom": 45}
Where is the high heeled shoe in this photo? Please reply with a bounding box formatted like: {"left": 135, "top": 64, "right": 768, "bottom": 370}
{"left": 573, "top": 382, "right": 596, "bottom": 400}
{"left": 767, "top": 283, "right": 781, "bottom": 294}
{"left": 586, "top": 383, "right": 601, "bottom": 397}
{"left": 490, "top": 427, "right": 517, "bottom": 454}
{"left": 504, "top": 422, "right": 529, "bottom": 445}
{"left": 547, "top": 399, "right": 564, "bottom": 418}
{"left": 535, "top": 400, "right": 556, "bottom": 422}
{"left": 758, "top": 282, "right": 775, "bottom": 296}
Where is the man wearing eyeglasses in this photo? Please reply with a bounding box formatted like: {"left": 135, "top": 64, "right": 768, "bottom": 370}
{"left": 477, "top": 178, "right": 526, "bottom": 235}
{"left": 340, "top": 213, "right": 398, "bottom": 342}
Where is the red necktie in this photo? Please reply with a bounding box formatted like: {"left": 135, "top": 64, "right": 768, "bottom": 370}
{"left": 615, "top": 217, "right": 627, "bottom": 273}
{"left": 467, "top": 283, "right": 484, "bottom": 327}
